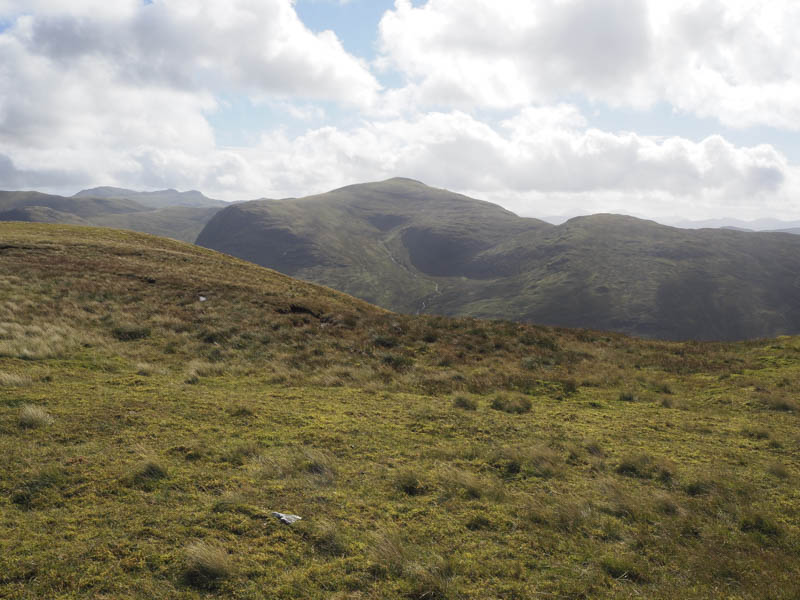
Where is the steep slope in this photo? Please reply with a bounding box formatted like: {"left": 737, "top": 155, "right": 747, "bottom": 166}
{"left": 451, "top": 216, "right": 800, "bottom": 340}
{"left": 1, "top": 222, "right": 799, "bottom": 600}
{"left": 197, "top": 179, "right": 800, "bottom": 340}
{"left": 197, "top": 178, "right": 549, "bottom": 312}
{"left": 0, "top": 189, "right": 225, "bottom": 242}
{"left": 89, "top": 205, "right": 223, "bottom": 243}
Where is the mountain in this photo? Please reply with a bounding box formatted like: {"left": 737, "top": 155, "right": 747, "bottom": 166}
{"left": 74, "top": 186, "right": 226, "bottom": 209}
{"left": 670, "top": 217, "right": 800, "bottom": 230}
{"left": 197, "top": 178, "right": 800, "bottom": 341}
{"left": 197, "top": 177, "right": 548, "bottom": 312}
{"left": 0, "top": 190, "right": 148, "bottom": 217}
{"left": 1, "top": 222, "right": 798, "bottom": 599}
{"left": 0, "top": 189, "right": 225, "bottom": 242}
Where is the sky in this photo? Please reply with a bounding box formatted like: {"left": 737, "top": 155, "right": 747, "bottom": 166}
{"left": 1, "top": 0, "right": 800, "bottom": 222}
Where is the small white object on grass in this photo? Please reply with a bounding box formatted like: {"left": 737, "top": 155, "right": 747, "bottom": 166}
{"left": 272, "top": 512, "right": 302, "bottom": 525}
{"left": 199, "top": 296, "right": 207, "bottom": 302}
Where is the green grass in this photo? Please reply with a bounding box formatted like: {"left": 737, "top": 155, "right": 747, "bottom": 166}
{"left": 1, "top": 223, "right": 799, "bottom": 598}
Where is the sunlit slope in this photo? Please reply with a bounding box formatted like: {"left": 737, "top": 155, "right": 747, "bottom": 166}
{"left": 1, "top": 223, "right": 799, "bottom": 599}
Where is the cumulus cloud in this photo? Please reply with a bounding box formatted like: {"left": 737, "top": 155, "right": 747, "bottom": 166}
{"left": 0, "top": 0, "right": 379, "bottom": 164}
{"left": 71, "top": 105, "right": 787, "bottom": 220}
{"left": 0, "top": 0, "right": 797, "bottom": 222}
{"left": 0, "top": 0, "right": 381, "bottom": 196}
{"left": 378, "top": 0, "right": 800, "bottom": 128}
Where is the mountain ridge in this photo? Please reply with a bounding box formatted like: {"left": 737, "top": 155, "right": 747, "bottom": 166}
{"left": 197, "top": 178, "right": 800, "bottom": 341}
{"left": 0, "top": 188, "right": 226, "bottom": 242}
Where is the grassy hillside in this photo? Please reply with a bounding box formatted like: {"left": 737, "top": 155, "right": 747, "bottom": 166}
{"left": 197, "top": 179, "right": 800, "bottom": 340}
{"left": 0, "top": 190, "right": 224, "bottom": 242}
{"left": 1, "top": 223, "right": 799, "bottom": 599}
{"left": 196, "top": 178, "right": 548, "bottom": 312}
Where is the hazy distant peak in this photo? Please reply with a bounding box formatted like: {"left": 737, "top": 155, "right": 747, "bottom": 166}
{"left": 562, "top": 213, "right": 659, "bottom": 228}
{"left": 383, "top": 177, "right": 426, "bottom": 185}
{"left": 73, "top": 186, "right": 137, "bottom": 198}
{"left": 72, "top": 187, "right": 224, "bottom": 208}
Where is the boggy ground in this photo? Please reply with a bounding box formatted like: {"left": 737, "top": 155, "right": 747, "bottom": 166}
{"left": 0, "top": 223, "right": 798, "bottom": 599}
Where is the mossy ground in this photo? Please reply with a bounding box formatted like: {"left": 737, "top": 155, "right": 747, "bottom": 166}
{"left": 1, "top": 223, "right": 799, "bottom": 599}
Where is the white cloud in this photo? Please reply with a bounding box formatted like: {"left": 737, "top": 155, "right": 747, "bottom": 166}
{"left": 0, "top": 0, "right": 381, "bottom": 193}
{"left": 0, "top": 0, "right": 797, "bottom": 223}
{"left": 378, "top": 0, "right": 800, "bottom": 129}
{"left": 74, "top": 106, "right": 788, "bottom": 220}
{"left": 0, "top": 0, "right": 379, "bottom": 164}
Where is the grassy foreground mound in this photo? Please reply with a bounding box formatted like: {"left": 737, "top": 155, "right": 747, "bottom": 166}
{"left": 1, "top": 223, "right": 799, "bottom": 599}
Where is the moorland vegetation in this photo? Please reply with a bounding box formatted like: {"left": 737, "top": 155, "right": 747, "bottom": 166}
{"left": 0, "top": 223, "right": 798, "bottom": 599}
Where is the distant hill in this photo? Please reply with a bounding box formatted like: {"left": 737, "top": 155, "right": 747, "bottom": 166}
{"left": 74, "top": 186, "right": 226, "bottom": 209}
{"left": 198, "top": 178, "right": 800, "bottom": 341}
{"left": 671, "top": 217, "right": 800, "bottom": 230}
{"left": 0, "top": 189, "right": 225, "bottom": 242}
{"left": 0, "top": 190, "right": 148, "bottom": 217}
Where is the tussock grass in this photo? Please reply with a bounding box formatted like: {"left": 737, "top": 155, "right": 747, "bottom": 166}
{"left": 768, "top": 462, "right": 790, "bottom": 480}
{"left": 253, "top": 447, "right": 337, "bottom": 485}
{"left": 393, "top": 468, "right": 427, "bottom": 496}
{"left": 298, "top": 519, "right": 348, "bottom": 556}
{"left": 0, "top": 322, "right": 92, "bottom": 360}
{"left": 742, "top": 426, "right": 771, "bottom": 440}
{"left": 615, "top": 454, "right": 676, "bottom": 483}
{"left": 438, "top": 466, "right": 504, "bottom": 501}
{"left": 766, "top": 395, "right": 799, "bottom": 412}
{"left": 490, "top": 393, "right": 532, "bottom": 414}
{"left": 740, "top": 513, "right": 782, "bottom": 537}
{"left": 124, "top": 459, "right": 168, "bottom": 490}
{"left": 111, "top": 323, "right": 150, "bottom": 341}
{"left": 221, "top": 441, "right": 260, "bottom": 466}
{"left": 370, "top": 530, "right": 413, "bottom": 577}
{"left": 185, "top": 359, "right": 227, "bottom": 382}
{"left": 489, "top": 445, "right": 563, "bottom": 479}
{"left": 183, "top": 541, "right": 234, "bottom": 589}
{"left": 406, "top": 554, "right": 457, "bottom": 600}
{"left": 10, "top": 467, "right": 66, "bottom": 509}
{"left": 18, "top": 404, "right": 53, "bottom": 428}
{"left": 0, "top": 371, "right": 33, "bottom": 386}
{"left": 553, "top": 499, "right": 592, "bottom": 533}
{"left": 600, "top": 554, "right": 650, "bottom": 583}
{"left": 134, "top": 362, "right": 161, "bottom": 376}
{"left": 211, "top": 492, "right": 253, "bottom": 515}
{"left": 451, "top": 394, "right": 477, "bottom": 410}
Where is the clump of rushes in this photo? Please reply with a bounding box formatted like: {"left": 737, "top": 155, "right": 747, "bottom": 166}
{"left": 18, "top": 404, "right": 53, "bottom": 428}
